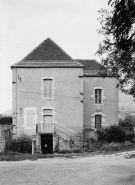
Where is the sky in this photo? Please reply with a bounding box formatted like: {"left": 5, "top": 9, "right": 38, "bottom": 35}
{"left": 0, "top": 0, "right": 134, "bottom": 114}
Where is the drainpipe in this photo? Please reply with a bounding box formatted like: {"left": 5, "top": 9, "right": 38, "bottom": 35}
{"left": 15, "top": 67, "right": 17, "bottom": 137}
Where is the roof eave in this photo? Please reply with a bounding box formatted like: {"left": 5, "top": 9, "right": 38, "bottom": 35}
{"left": 11, "top": 65, "right": 84, "bottom": 69}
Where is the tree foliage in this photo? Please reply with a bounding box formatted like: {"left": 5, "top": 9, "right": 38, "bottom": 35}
{"left": 97, "top": 0, "right": 135, "bottom": 96}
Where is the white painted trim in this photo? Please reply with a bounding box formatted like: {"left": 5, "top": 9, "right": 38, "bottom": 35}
{"left": 42, "top": 77, "right": 54, "bottom": 100}
{"left": 24, "top": 107, "right": 37, "bottom": 129}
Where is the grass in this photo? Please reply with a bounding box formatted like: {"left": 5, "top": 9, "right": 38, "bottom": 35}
{"left": 1, "top": 142, "right": 135, "bottom": 161}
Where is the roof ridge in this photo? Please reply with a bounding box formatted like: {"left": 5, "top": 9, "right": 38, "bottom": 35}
{"left": 47, "top": 38, "right": 72, "bottom": 60}
{"left": 11, "top": 38, "right": 83, "bottom": 67}
{"left": 22, "top": 37, "right": 73, "bottom": 61}
{"left": 21, "top": 38, "right": 50, "bottom": 61}
{"left": 47, "top": 38, "right": 83, "bottom": 66}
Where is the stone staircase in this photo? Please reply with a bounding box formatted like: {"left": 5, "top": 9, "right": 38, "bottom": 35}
{"left": 54, "top": 124, "right": 83, "bottom": 152}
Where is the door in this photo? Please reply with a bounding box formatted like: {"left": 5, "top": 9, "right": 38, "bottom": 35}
{"left": 43, "top": 115, "right": 53, "bottom": 123}
{"left": 41, "top": 134, "right": 53, "bottom": 154}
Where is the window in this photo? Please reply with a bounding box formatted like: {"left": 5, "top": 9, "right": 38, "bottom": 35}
{"left": 43, "top": 79, "right": 53, "bottom": 98}
{"left": 95, "top": 114, "right": 102, "bottom": 129}
{"left": 95, "top": 89, "right": 102, "bottom": 104}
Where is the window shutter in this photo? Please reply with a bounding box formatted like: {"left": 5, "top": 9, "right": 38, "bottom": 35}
{"left": 43, "top": 79, "right": 52, "bottom": 98}
{"left": 102, "top": 115, "right": 106, "bottom": 126}
{"left": 48, "top": 80, "right": 52, "bottom": 97}
{"left": 25, "top": 110, "right": 36, "bottom": 128}
{"left": 91, "top": 116, "right": 95, "bottom": 129}
{"left": 43, "top": 79, "right": 48, "bottom": 98}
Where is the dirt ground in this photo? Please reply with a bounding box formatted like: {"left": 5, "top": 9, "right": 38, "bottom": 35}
{"left": 0, "top": 151, "right": 135, "bottom": 185}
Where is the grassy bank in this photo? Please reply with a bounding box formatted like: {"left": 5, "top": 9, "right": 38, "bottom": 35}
{"left": 1, "top": 142, "right": 135, "bottom": 161}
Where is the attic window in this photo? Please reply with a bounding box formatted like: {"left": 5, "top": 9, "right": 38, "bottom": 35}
{"left": 43, "top": 78, "right": 53, "bottom": 98}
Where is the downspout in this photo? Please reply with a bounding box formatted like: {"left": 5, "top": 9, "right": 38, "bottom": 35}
{"left": 15, "top": 67, "right": 17, "bottom": 136}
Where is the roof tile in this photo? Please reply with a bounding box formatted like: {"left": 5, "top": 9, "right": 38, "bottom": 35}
{"left": 11, "top": 38, "right": 83, "bottom": 68}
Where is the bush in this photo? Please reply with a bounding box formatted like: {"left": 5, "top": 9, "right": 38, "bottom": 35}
{"left": 84, "top": 139, "right": 104, "bottom": 152}
{"left": 119, "top": 115, "right": 135, "bottom": 132}
{"left": 119, "top": 115, "right": 135, "bottom": 142}
{"left": 100, "top": 142, "right": 121, "bottom": 151}
{"left": 97, "top": 125, "right": 126, "bottom": 143}
{"left": 125, "top": 131, "right": 135, "bottom": 142}
{"left": 9, "top": 133, "right": 32, "bottom": 153}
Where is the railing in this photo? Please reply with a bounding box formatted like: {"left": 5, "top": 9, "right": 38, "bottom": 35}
{"left": 37, "top": 123, "right": 54, "bottom": 133}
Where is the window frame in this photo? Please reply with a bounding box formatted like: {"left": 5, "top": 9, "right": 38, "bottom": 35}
{"left": 42, "top": 77, "right": 53, "bottom": 99}
{"left": 42, "top": 107, "right": 54, "bottom": 124}
{"left": 94, "top": 87, "right": 103, "bottom": 104}
{"left": 91, "top": 112, "right": 106, "bottom": 130}
{"left": 95, "top": 114, "right": 102, "bottom": 129}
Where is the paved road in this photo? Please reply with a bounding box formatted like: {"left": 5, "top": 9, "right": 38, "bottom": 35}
{"left": 0, "top": 151, "right": 135, "bottom": 185}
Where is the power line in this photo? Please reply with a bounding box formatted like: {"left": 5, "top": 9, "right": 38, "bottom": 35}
{"left": 0, "top": 43, "right": 32, "bottom": 52}
{"left": 0, "top": 88, "right": 134, "bottom": 104}
{"left": 0, "top": 35, "right": 37, "bottom": 44}
{"left": 0, "top": 48, "right": 28, "bottom": 55}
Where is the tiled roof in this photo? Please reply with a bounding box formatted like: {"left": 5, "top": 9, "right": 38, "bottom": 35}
{"left": 76, "top": 59, "right": 104, "bottom": 76}
{"left": 76, "top": 59, "right": 103, "bottom": 70}
{"left": 12, "top": 60, "right": 82, "bottom": 67}
{"left": 11, "top": 38, "right": 83, "bottom": 68}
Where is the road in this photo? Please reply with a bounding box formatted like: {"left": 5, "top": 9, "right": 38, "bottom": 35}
{"left": 0, "top": 151, "right": 135, "bottom": 185}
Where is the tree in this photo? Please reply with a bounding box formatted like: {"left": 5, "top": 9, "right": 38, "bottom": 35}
{"left": 97, "top": 0, "right": 135, "bottom": 97}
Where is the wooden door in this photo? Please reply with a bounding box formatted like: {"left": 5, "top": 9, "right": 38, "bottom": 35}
{"left": 43, "top": 115, "right": 53, "bottom": 124}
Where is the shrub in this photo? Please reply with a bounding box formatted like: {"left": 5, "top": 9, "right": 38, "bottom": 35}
{"left": 100, "top": 142, "right": 121, "bottom": 151}
{"left": 119, "top": 115, "right": 135, "bottom": 132}
{"left": 97, "top": 125, "right": 126, "bottom": 143}
{"left": 9, "top": 133, "right": 32, "bottom": 153}
{"left": 119, "top": 115, "right": 135, "bottom": 142}
{"left": 125, "top": 131, "right": 135, "bottom": 142}
{"left": 84, "top": 139, "right": 104, "bottom": 152}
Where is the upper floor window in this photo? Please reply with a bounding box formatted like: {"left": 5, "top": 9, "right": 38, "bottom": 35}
{"left": 95, "top": 89, "right": 102, "bottom": 104}
{"left": 95, "top": 114, "right": 102, "bottom": 129}
{"left": 43, "top": 78, "right": 53, "bottom": 98}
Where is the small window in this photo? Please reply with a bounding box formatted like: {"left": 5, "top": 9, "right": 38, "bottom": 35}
{"left": 43, "top": 79, "right": 53, "bottom": 98}
{"left": 95, "top": 114, "right": 102, "bottom": 129}
{"left": 95, "top": 89, "right": 102, "bottom": 104}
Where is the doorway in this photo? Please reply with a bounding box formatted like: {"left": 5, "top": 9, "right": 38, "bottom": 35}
{"left": 41, "top": 134, "right": 53, "bottom": 154}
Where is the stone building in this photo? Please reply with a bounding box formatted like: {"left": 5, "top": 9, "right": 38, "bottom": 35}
{"left": 11, "top": 38, "right": 119, "bottom": 153}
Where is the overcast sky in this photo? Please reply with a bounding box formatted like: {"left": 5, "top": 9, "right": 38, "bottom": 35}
{"left": 0, "top": 0, "right": 133, "bottom": 114}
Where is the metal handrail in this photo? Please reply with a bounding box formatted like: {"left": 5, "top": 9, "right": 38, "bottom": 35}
{"left": 54, "top": 123, "right": 83, "bottom": 140}
{"left": 36, "top": 122, "right": 83, "bottom": 140}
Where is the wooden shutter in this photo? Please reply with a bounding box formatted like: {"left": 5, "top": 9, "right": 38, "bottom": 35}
{"left": 48, "top": 79, "right": 52, "bottom": 97}
{"left": 102, "top": 115, "right": 106, "bottom": 126}
{"left": 91, "top": 116, "right": 95, "bottom": 129}
{"left": 25, "top": 110, "right": 36, "bottom": 128}
{"left": 43, "top": 79, "right": 48, "bottom": 98}
{"left": 43, "top": 79, "right": 52, "bottom": 98}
